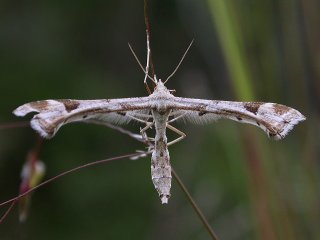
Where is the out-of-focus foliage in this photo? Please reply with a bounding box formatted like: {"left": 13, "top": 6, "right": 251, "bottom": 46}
{"left": 0, "top": 1, "right": 318, "bottom": 239}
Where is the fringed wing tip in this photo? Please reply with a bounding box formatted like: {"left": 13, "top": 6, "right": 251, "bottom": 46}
{"left": 270, "top": 111, "right": 306, "bottom": 141}
{"left": 30, "top": 119, "right": 55, "bottom": 139}
{"left": 13, "top": 104, "right": 38, "bottom": 117}
{"left": 13, "top": 103, "right": 53, "bottom": 138}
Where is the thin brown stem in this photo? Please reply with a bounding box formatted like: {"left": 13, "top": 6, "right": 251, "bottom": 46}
{"left": 0, "top": 121, "right": 29, "bottom": 129}
{"left": 0, "top": 201, "right": 16, "bottom": 224}
{"left": 172, "top": 168, "right": 220, "bottom": 240}
{"left": 144, "top": 0, "right": 155, "bottom": 79}
{"left": 128, "top": 43, "right": 155, "bottom": 87}
{"left": 0, "top": 152, "right": 147, "bottom": 209}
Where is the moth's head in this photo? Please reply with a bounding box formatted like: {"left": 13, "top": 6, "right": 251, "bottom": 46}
{"left": 153, "top": 78, "right": 175, "bottom": 95}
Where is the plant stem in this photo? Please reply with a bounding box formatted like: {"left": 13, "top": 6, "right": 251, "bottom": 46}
{"left": 172, "top": 168, "right": 220, "bottom": 240}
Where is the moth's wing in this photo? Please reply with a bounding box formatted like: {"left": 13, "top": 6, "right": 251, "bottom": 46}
{"left": 13, "top": 98, "right": 151, "bottom": 138}
{"left": 171, "top": 97, "right": 306, "bottom": 140}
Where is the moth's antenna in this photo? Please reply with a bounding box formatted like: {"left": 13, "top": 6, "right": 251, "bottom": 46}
{"left": 164, "top": 39, "right": 194, "bottom": 84}
{"left": 128, "top": 43, "right": 156, "bottom": 87}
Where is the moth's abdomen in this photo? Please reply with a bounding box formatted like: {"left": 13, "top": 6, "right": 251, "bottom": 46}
{"left": 151, "top": 137, "right": 171, "bottom": 204}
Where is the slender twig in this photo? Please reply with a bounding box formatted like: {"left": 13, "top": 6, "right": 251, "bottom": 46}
{"left": 0, "top": 121, "right": 29, "bottom": 129}
{"left": 0, "top": 152, "right": 148, "bottom": 209}
{"left": 0, "top": 201, "right": 16, "bottom": 224}
{"left": 172, "top": 169, "right": 220, "bottom": 240}
{"left": 144, "top": 0, "right": 155, "bottom": 78}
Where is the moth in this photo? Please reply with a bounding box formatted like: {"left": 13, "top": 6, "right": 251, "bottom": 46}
{"left": 13, "top": 40, "right": 306, "bottom": 204}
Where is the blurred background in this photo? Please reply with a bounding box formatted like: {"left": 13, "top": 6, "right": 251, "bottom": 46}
{"left": 0, "top": 0, "right": 318, "bottom": 239}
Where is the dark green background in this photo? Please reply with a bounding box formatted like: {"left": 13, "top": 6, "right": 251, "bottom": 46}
{"left": 0, "top": 1, "right": 318, "bottom": 239}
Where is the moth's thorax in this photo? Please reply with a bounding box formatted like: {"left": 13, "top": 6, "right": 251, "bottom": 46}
{"left": 150, "top": 80, "right": 174, "bottom": 112}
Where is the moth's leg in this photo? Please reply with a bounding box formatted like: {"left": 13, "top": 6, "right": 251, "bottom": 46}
{"left": 139, "top": 118, "right": 155, "bottom": 149}
{"left": 144, "top": 31, "right": 151, "bottom": 94}
{"left": 128, "top": 39, "right": 155, "bottom": 93}
{"left": 140, "top": 120, "right": 155, "bottom": 134}
{"left": 114, "top": 112, "right": 154, "bottom": 142}
{"left": 124, "top": 113, "right": 155, "bottom": 143}
{"left": 166, "top": 124, "right": 186, "bottom": 146}
{"left": 139, "top": 126, "right": 155, "bottom": 151}
{"left": 126, "top": 113, "right": 154, "bottom": 132}
{"left": 168, "top": 112, "right": 187, "bottom": 123}
{"left": 140, "top": 128, "right": 148, "bottom": 142}
{"left": 130, "top": 131, "right": 154, "bottom": 160}
{"left": 139, "top": 125, "right": 154, "bottom": 142}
